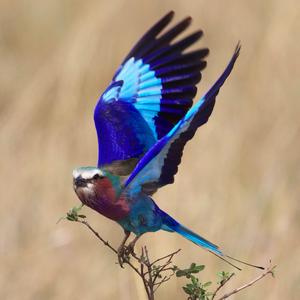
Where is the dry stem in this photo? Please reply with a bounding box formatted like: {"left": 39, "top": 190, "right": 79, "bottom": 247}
{"left": 67, "top": 216, "right": 275, "bottom": 300}
{"left": 216, "top": 264, "right": 276, "bottom": 300}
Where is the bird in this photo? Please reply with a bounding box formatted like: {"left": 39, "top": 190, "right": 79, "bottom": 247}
{"left": 72, "top": 11, "right": 262, "bottom": 270}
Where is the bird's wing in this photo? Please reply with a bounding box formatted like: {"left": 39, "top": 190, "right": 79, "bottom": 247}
{"left": 94, "top": 11, "right": 209, "bottom": 175}
{"left": 124, "top": 44, "right": 240, "bottom": 194}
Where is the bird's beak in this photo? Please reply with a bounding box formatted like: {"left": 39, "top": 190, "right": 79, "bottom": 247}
{"left": 74, "top": 176, "right": 87, "bottom": 188}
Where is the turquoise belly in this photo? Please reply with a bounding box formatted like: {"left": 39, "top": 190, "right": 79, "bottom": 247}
{"left": 117, "top": 196, "right": 162, "bottom": 235}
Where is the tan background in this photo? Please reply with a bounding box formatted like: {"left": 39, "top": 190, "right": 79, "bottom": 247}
{"left": 0, "top": 0, "right": 299, "bottom": 299}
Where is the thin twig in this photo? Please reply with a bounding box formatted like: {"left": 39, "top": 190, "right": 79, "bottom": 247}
{"left": 67, "top": 216, "right": 274, "bottom": 300}
{"left": 77, "top": 219, "right": 143, "bottom": 278}
{"left": 153, "top": 275, "right": 172, "bottom": 293}
{"left": 140, "top": 256, "right": 151, "bottom": 300}
{"left": 216, "top": 265, "right": 276, "bottom": 300}
{"left": 150, "top": 249, "right": 181, "bottom": 266}
{"left": 75, "top": 219, "right": 180, "bottom": 300}
{"left": 211, "top": 273, "right": 235, "bottom": 300}
{"left": 78, "top": 220, "right": 117, "bottom": 253}
{"left": 144, "top": 247, "right": 155, "bottom": 299}
{"left": 152, "top": 260, "right": 173, "bottom": 284}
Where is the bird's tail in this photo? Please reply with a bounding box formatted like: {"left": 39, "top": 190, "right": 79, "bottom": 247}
{"left": 161, "top": 210, "right": 264, "bottom": 271}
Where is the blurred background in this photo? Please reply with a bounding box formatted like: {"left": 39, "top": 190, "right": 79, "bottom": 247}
{"left": 0, "top": 0, "right": 299, "bottom": 299}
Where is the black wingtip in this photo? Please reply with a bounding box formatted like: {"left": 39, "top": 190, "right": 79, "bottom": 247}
{"left": 184, "top": 16, "right": 193, "bottom": 24}
{"left": 191, "top": 30, "right": 204, "bottom": 40}
{"left": 122, "top": 10, "right": 176, "bottom": 63}
{"left": 164, "top": 10, "right": 175, "bottom": 22}
{"left": 235, "top": 41, "right": 242, "bottom": 56}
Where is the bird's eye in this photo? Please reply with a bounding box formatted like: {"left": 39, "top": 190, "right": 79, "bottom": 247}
{"left": 92, "top": 174, "right": 103, "bottom": 180}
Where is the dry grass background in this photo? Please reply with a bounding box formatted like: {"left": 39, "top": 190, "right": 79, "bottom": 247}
{"left": 0, "top": 0, "right": 299, "bottom": 299}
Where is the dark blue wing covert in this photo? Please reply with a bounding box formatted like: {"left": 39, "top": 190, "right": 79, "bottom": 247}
{"left": 94, "top": 11, "right": 209, "bottom": 170}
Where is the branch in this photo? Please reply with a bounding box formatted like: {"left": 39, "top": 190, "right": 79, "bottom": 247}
{"left": 60, "top": 206, "right": 275, "bottom": 300}
{"left": 216, "top": 264, "right": 276, "bottom": 300}
{"left": 78, "top": 219, "right": 117, "bottom": 253}
{"left": 77, "top": 219, "right": 143, "bottom": 278}
{"left": 211, "top": 273, "right": 235, "bottom": 300}
{"left": 150, "top": 249, "right": 181, "bottom": 267}
{"left": 65, "top": 213, "right": 180, "bottom": 300}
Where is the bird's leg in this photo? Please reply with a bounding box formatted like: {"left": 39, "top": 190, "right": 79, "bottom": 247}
{"left": 117, "top": 230, "right": 131, "bottom": 268}
{"left": 126, "top": 234, "right": 142, "bottom": 258}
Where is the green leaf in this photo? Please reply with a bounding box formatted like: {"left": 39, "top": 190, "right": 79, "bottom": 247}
{"left": 191, "top": 263, "right": 196, "bottom": 269}
{"left": 270, "top": 267, "right": 276, "bottom": 278}
{"left": 183, "top": 286, "right": 193, "bottom": 295}
{"left": 176, "top": 270, "right": 187, "bottom": 277}
{"left": 66, "top": 215, "right": 76, "bottom": 221}
{"left": 217, "top": 271, "right": 233, "bottom": 284}
{"left": 191, "top": 265, "right": 205, "bottom": 274}
{"left": 203, "top": 281, "right": 212, "bottom": 287}
{"left": 191, "top": 276, "right": 198, "bottom": 285}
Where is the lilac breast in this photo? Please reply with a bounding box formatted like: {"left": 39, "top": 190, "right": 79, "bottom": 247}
{"left": 87, "top": 194, "right": 130, "bottom": 221}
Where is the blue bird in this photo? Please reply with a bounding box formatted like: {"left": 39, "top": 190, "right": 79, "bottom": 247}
{"left": 72, "top": 11, "right": 262, "bottom": 270}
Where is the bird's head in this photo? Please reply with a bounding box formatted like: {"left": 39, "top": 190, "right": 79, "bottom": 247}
{"left": 73, "top": 166, "right": 105, "bottom": 188}
{"left": 72, "top": 167, "right": 120, "bottom": 205}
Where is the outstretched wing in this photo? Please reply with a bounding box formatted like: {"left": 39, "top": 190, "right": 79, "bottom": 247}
{"left": 94, "top": 11, "right": 209, "bottom": 174}
{"left": 124, "top": 44, "right": 240, "bottom": 195}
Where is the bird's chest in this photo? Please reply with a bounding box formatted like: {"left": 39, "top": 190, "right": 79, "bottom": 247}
{"left": 77, "top": 182, "right": 130, "bottom": 221}
{"left": 92, "top": 194, "right": 130, "bottom": 221}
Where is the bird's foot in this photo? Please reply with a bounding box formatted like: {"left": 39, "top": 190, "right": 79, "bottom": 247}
{"left": 117, "top": 245, "right": 130, "bottom": 268}
{"left": 117, "top": 242, "right": 138, "bottom": 267}
{"left": 125, "top": 241, "right": 139, "bottom": 261}
{"left": 117, "top": 231, "right": 131, "bottom": 268}
{"left": 126, "top": 242, "right": 135, "bottom": 255}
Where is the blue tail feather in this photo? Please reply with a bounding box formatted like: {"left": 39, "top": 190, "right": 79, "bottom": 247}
{"left": 160, "top": 210, "right": 264, "bottom": 271}
{"left": 161, "top": 211, "right": 223, "bottom": 256}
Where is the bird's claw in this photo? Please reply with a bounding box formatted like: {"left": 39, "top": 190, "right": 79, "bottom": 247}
{"left": 126, "top": 242, "right": 137, "bottom": 258}
{"left": 117, "top": 245, "right": 129, "bottom": 268}
{"left": 117, "top": 243, "right": 137, "bottom": 267}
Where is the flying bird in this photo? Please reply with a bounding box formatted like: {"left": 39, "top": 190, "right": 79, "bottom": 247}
{"left": 72, "top": 11, "right": 262, "bottom": 270}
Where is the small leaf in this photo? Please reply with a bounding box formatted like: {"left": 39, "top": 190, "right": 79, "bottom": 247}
{"left": 176, "top": 270, "right": 187, "bottom": 277}
{"left": 66, "top": 215, "right": 76, "bottom": 221}
{"left": 217, "top": 271, "right": 233, "bottom": 284}
{"left": 271, "top": 270, "right": 275, "bottom": 278}
{"left": 203, "top": 281, "right": 212, "bottom": 287}
{"left": 191, "top": 264, "right": 205, "bottom": 273}
{"left": 183, "top": 286, "right": 193, "bottom": 295}
{"left": 71, "top": 207, "right": 78, "bottom": 214}
{"left": 191, "top": 276, "right": 198, "bottom": 285}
